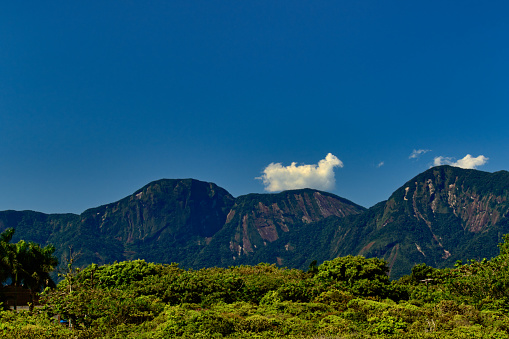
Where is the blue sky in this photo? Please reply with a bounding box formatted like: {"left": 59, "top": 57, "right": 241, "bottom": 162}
{"left": 1, "top": 1, "right": 508, "bottom": 213}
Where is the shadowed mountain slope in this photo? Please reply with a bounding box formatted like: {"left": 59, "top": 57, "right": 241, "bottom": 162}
{"left": 0, "top": 179, "right": 235, "bottom": 270}
{"left": 192, "top": 189, "right": 365, "bottom": 268}
{"left": 1, "top": 166, "right": 509, "bottom": 279}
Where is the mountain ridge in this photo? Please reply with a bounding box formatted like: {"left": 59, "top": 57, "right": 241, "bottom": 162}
{"left": 1, "top": 166, "right": 509, "bottom": 279}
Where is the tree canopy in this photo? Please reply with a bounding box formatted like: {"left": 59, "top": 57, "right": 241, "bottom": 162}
{"left": 5, "top": 230, "right": 509, "bottom": 337}
{"left": 0, "top": 228, "right": 58, "bottom": 309}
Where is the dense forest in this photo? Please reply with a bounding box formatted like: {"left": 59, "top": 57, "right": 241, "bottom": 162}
{"left": 2, "top": 228, "right": 509, "bottom": 338}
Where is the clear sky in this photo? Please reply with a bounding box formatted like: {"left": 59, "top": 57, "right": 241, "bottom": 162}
{"left": 1, "top": 1, "right": 508, "bottom": 214}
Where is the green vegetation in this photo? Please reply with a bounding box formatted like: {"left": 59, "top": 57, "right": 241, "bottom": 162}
{"left": 0, "top": 228, "right": 58, "bottom": 310}
{"left": 2, "top": 235, "right": 509, "bottom": 338}
{"left": 2, "top": 168, "right": 509, "bottom": 283}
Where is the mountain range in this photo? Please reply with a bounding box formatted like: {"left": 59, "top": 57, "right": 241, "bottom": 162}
{"left": 1, "top": 165, "right": 508, "bottom": 279}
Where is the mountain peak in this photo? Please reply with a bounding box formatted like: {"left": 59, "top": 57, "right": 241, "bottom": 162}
{"left": 1, "top": 168, "right": 509, "bottom": 280}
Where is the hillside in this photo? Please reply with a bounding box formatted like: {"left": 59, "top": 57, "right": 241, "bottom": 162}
{"left": 192, "top": 189, "right": 365, "bottom": 269}
{"left": 346, "top": 166, "right": 509, "bottom": 278}
{"left": 0, "top": 179, "right": 236, "bottom": 271}
{"left": 1, "top": 166, "right": 509, "bottom": 278}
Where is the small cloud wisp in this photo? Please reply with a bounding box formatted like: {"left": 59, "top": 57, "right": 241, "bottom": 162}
{"left": 256, "top": 153, "right": 343, "bottom": 192}
{"left": 433, "top": 154, "right": 488, "bottom": 169}
{"left": 409, "top": 149, "right": 431, "bottom": 159}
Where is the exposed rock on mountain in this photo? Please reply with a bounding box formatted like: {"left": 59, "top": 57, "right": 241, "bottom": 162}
{"left": 1, "top": 166, "right": 509, "bottom": 279}
{"left": 193, "top": 189, "right": 365, "bottom": 268}
{"left": 0, "top": 179, "right": 236, "bottom": 270}
{"left": 80, "top": 179, "right": 236, "bottom": 266}
{"left": 349, "top": 166, "right": 509, "bottom": 278}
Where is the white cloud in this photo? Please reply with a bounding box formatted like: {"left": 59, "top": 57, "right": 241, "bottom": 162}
{"left": 256, "top": 153, "right": 343, "bottom": 192}
{"left": 433, "top": 156, "right": 453, "bottom": 167}
{"left": 409, "top": 149, "right": 431, "bottom": 159}
{"left": 377, "top": 161, "right": 384, "bottom": 168}
{"left": 433, "top": 154, "right": 489, "bottom": 169}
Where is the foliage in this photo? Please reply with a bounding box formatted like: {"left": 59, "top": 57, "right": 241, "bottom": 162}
{"left": 314, "top": 255, "right": 396, "bottom": 299}
{"left": 0, "top": 309, "right": 72, "bottom": 338}
{"left": 8, "top": 233, "right": 509, "bottom": 338}
{"left": 2, "top": 167, "right": 509, "bottom": 285}
{"left": 0, "top": 228, "right": 58, "bottom": 310}
{"left": 440, "top": 235, "right": 509, "bottom": 310}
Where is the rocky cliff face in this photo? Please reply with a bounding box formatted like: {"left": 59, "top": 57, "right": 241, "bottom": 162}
{"left": 222, "top": 189, "right": 365, "bottom": 260}
{"left": 83, "top": 179, "right": 235, "bottom": 244}
{"left": 352, "top": 166, "right": 509, "bottom": 278}
{"left": 0, "top": 179, "right": 236, "bottom": 270}
{"left": 78, "top": 179, "right": 236, "bottom": 265}
{"left": 0, "top": 180, "right": 364, "bottom": 273}
{"left": 190, "top": 188, "right": 366, "bottom": 269}
{"left": 1, "top": 167, "right": 509, "bottom": 280}
{"left": 395, "top": 166, "right": 509, "bottom": 233}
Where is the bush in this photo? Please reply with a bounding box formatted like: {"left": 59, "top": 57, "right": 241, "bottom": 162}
{"left": 314, "top": 255, "right": 393, "bottom": 299}
{"left": 236, "top": 314, "right": 277, "bottom": 333}
{"left": 369, "top": 314, "right": 407, "bottom": 335}
{"left": 318, "top": 314, "right": 355, "bottom": 335}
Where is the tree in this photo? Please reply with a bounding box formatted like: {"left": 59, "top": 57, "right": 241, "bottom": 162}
{"left": 444, "top": 235, "right": 509, "bottom": 310}
{"left": 21, "top": 242, "right": 58, "bottom": 309}
{"left": 0, "top": 228, "right": 15, "bottom": 283}
{"left": 314, "top": 255, "right": 391, "bottom": 298}
{"left": 0, "top": 228, "right": 58, "bottom": 310}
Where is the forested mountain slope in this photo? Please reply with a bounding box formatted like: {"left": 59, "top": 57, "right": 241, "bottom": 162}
{"left": 192, "top": 189, "right": 365, "bottom": 269}
{"left": 345, "top": 166, "right": 509, "bottom": 278}
{"left": 1, "top": 166, "right": 508, "bottom": 278}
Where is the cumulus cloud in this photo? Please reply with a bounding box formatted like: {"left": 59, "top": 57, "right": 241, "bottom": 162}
{"left": 433, "top": 154, "right": 489, "bottom": 169}
{"left": 256, "top": 153, "right": 343, "bottom": 192}
{"left": 409, "top": 149, "right": 431, "bottom": 159}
